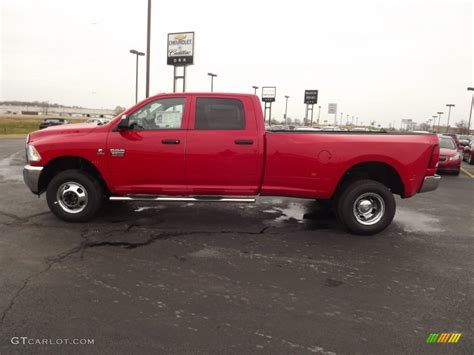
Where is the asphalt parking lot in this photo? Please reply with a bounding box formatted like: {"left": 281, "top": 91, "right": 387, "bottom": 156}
{"left": 0, "top": 137, "right": 472, "bottom": 354}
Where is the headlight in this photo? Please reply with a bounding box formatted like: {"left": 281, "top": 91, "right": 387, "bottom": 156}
{"left": 26, "top": 144, "right": 42, "bottom": 162}
{"left": 449, "top": 153, "right": 460, "bottom": 161}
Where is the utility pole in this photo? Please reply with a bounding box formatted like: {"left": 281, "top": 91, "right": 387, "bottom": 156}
{"left": 445, "top": 104, "right": 455, "bottom": 133}
{"left": 317, "top": 105, "right": 321, "bottom": 125}
{"left": 252, "top": 86, "right": 259, "bottom": 95}
{"left": 284, "top": 95, "right": 289, "bottom": 125}
{"left": 145, "top": 0, "right": 151, "bottom": 98}
{"left": 130, "top": 49, "right": 145, "bottom": 104}
{"left": 208, "top": 73, "right": 217, "bottom": 92}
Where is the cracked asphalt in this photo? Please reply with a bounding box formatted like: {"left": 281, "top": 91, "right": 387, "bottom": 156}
{"left": 0, "top": 137, "right": 473, "bottom": 354}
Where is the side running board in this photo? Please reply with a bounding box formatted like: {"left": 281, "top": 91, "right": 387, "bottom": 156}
{"left": 109, "top": 196, "right": 256, "bottom": 203}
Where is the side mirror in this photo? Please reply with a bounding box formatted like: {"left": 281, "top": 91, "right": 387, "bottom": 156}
{"left": 117, "top": 115, "right": 130, "bottom": 130}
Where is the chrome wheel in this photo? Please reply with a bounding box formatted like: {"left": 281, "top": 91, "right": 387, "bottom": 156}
{"left": 352, "top": 192, "right": 385, "bottom": 226}
{"left": 56, "top": 181, "right": 88, "bottom": 214}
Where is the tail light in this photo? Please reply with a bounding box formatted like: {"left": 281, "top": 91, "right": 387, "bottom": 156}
{"left": 429, "top": 144, "right": 440, "bottom": 169}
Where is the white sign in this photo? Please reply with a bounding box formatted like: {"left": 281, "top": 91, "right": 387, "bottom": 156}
{"left": 167, "top": 32, "right": 195, "bottom": 66}
{"left": 328, "top": 103, "right": 337, "bottom": 114}
{"left": 262, "top": 87, "right": 276, "bottom": 102}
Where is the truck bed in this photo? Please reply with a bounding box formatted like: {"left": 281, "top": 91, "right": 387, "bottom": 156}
{"left": 261, "top": 131, "right": 439, "bottom": 199}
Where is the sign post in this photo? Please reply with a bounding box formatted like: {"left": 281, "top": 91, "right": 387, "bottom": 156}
{"left": 304, "top": 90, "right": 318, "bottom": 126}
{"left": 261, "top": 87, "right": 276, "bottom": 126}
{"left": 167, "top": 32, "right": 195, "bottom": 92}
{"left": 328, "top": 103, "right": 338, "bottom": 126}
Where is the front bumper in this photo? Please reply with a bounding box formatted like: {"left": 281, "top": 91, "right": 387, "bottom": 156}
{"left": 419, "top": 174, "right": 441, "bottom": 193}
{"left": 23, "top": 165, "right": 43, "bottom": 194}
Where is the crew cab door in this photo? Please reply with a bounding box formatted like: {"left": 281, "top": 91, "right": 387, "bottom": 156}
{"left": 106, "top": 97, "right": 190, "bottom": 194}
{"left": 185, "top": 96, "right": 261, "bottom": 195}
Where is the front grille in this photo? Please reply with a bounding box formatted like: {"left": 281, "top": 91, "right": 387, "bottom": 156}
{"left": 439, "top": 155, "right": 447, "bottom": 162}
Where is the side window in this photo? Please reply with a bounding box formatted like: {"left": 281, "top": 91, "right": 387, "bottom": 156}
{"left": 128, "top": 98, "right": 185, "bottom": 130}
{"left": 195, "top": 98, "right": 245, "bottom": 130}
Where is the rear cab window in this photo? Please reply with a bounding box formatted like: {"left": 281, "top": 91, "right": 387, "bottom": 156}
{"left": 194, "top": 98, "right": 245, "bottom": 130}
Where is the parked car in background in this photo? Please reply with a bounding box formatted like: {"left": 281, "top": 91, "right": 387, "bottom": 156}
{"left": 39, "top": 118, "right": 69, "bottom": 130}
{"left": 294, "top": 127, "right": 321, "bottom": 131}
{"left": 462, "top": 140, "right": 474, "bottom": 165}
{"left": 86, "top": 117, "right": 111, "bottom": 125}
{"left": 458, "top": 135, "right": 473, "bottom": 143}
{"left": 443, "top": 133, "right": 462, "bottom": 150}
{"left": 437, "top": 135, "right": 461, "bottom": 175}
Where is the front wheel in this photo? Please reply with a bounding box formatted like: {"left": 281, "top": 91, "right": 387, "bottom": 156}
{"left": 46, "top": 169, "right": 103, "bottom": 222}
{"left": 335, "top": 179, "right": 396, "bottom": 235}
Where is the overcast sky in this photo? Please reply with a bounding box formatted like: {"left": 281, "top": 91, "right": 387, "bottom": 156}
{"left": 1, "top": 0, "right": 472, "bottom": 127}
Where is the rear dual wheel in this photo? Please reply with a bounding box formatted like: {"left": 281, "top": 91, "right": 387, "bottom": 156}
{"left": 335, "top": 179, "right": 396, "bottom": 235}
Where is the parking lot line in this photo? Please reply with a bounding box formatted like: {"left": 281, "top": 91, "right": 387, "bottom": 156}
{"left": 461, "top": 167, "right": 474, "bottom": 178}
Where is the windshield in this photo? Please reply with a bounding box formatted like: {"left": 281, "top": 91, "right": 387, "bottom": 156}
{"left": 439, "top": 137, "right": 456, "bottom": 150}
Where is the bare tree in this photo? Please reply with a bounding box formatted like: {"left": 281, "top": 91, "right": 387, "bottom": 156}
{"left": 114, "top": 106, "right": 126, "bottom": 115}
{"left": 418, "top": 122, "right": 431, "bottom": 131}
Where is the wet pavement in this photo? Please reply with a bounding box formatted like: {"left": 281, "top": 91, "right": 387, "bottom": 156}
{"left": 0, "top": 138, "right": 473, "bottom": 354}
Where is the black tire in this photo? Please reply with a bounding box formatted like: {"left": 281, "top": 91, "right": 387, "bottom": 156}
{"left": 335, "top": 179, "right": 396, "bottom": 235}
{"left": 46, "top": 169, "right": 102, "bottom": 222}
{"left": 469, "top": 154, "right": 474, "bottom": 165}
{"left": 453, "top": 170, "right": 460, "bottom": 176}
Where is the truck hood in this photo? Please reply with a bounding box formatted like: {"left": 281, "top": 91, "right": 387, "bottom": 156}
{"left": 29, "top": 123, "right": 98, "bottom": 142}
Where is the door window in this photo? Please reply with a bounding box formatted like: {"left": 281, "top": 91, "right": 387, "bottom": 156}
{"left": 195, "top": 98, "right": 245, "bottom": 130}
{"left": 128, "top": 98, "right": 186, "bottom": 130}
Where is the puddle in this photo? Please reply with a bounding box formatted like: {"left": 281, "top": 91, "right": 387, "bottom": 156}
{"left": 270, "top": 202, "right": 306, "bottom": 224}
{"left": 263, "top": 209, "right": 279, "bottom": 214}
{"left": 181, "top": 203, "right": 195, "bottom": 207}
{"left": 0, "top": 151, "right": 25, "bottom": 182}
{"left": 134, "top": 206, "right": 167, "bottom": 212}
{"left": 395, "top": 208, "right": 444, "bottom": 234}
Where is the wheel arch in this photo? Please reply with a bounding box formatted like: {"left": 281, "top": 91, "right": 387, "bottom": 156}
{"left": 38, "top": 156, "right": 110, "bottom": 195}
{"left": 333, "top": 161, "right": 405, "bottom": 198}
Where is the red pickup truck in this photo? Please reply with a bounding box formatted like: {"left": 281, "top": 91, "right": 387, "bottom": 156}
{"left": 23, "top": 93, "right": 440, "bottom": 235}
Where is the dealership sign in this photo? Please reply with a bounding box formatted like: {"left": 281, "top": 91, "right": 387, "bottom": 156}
{"left": 261, "top": 87, "right": 276, "bottom": 102}
{"left": 304, "top": 90, "right": 318, "bottom": 104}
{"left": 328, "top": 103, "right": 337, "bottom": 114}
{"left": 167, "top": 32, "right": 194, "bottom": 66}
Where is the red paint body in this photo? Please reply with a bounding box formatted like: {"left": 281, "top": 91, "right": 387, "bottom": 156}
{"left": 28, "top": 93, "right": 439, "bottom": 199}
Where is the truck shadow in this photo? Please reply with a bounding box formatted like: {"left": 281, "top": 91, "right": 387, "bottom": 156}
{"left": 96, "top": 198, "right": 342, "bottom": 234}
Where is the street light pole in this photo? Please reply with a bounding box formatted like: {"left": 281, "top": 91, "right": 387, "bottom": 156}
{"left": 284, "top": 95, "right": 289, "bottom": 125}
{"left": 436, "top": 112, "right": 444, "bottom": 132}
{"left": 145, "top": 0, "right": 151, "bottom": 98}
{"left": 445, "top": 104, "right": 455, "bottom": 133}
{"left": 208, "top": 73, "right": 217, "bottom": 92}
{"left": 130, "top": 49, "right": 145, "bottom": 104}
{"left": 468, "top": 87, "right": 474, "bottom": 134}
{"left": 252, "top": 86, "right": 259, "bottom": 95}
{"left": 317, "top": 106, "right": 321, "bottom": 125}
{"left": 431, "top": 115, "right": 437, "bottom": 132}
